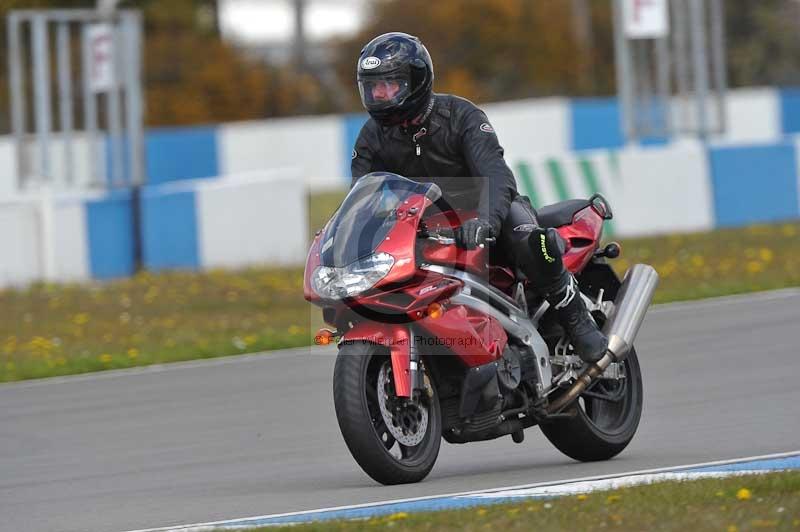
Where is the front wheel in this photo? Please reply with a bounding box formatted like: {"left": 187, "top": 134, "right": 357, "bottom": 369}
{"left": 540, "top": 346, "right": 643, "bottom": 462}
{"left": 333, "top": 342, "right": 442, "bottom": 485}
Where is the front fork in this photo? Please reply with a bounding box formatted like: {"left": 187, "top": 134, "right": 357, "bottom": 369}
{"left": 340, "top": 322, "right": 418, "bottom": 398}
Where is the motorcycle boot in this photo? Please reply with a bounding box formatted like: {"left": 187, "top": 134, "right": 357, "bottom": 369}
{"left": 548, "top": 274, "right": 608, "bottom": 363}
{"left": 515, "top": 227, "right": 608, "bottom": 363}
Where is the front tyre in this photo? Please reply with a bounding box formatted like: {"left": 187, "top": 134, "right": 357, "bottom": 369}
{"left": 541, "top": 346, "right": 643, "bottom": 462}
{"left": 333, "top": 342, "right": 441, "bottom": 485}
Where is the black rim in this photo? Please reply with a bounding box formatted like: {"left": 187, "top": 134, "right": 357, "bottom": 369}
{"left": 363, "top": 354, "right": 435, "bottom": 465}
{"left": 578, "top": 359, "right": 635, "bottom": 434}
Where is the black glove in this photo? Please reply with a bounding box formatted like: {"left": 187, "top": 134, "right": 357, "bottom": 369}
{"left": 455, "top": 218, "right": 495, "bottom": 250}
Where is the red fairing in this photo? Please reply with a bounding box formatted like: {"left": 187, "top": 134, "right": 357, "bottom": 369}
{"left": 372, "top": 194, "right": 431, "bottom": 287}
{"left": 304, "top": 193, "right": 433, "bottom": 305}
{"left": 355, "top": 274, "right": 463, "bottom": 314}
{"left": 340, "top": 322, "right": 411, "bottom": 398}
{"left": 556, "top": 206, "right": 604, "bottom": 273}
{"left": 417, "top": 305, "right": 507, "bottom": 367}
{"left": 419, "top": 209, "right": 493, "bottom": 277}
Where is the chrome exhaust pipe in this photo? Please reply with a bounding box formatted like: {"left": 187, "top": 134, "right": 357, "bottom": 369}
{"left": 546, "top": 264, "right": 659, "bottom": 414}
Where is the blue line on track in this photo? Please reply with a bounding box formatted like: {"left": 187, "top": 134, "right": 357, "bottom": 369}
{"left": 210, "top": 453, "right": 800, "bottom": 529}
{"left": 688, "top": 455, "right": 800, "bottom": 473}
{"left": 126, "top": 451, "right": 800, "bottom": 531}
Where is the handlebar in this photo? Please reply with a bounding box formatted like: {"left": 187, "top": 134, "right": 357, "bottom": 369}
{"left": 420, "top": 227, "right": 496, "bottom": 249}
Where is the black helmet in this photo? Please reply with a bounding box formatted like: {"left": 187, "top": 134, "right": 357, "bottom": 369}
{"left": 357, "top": 32, "right": 434, "bottom": 127}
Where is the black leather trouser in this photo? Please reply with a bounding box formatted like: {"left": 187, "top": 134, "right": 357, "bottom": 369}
{"left": 493, "top": 195, "right": 570, "bottom": 296}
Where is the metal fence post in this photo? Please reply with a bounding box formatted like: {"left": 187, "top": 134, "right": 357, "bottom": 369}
{"left": 31, "top": 14, "right": 53, "bottom": 185}
{"left": 57, "top": 22, "right": 75, "bottom": 186}
{"left": 613, "top": 0, "right": 636, "bottom": 142}
{"left": 7, "top": 13, "right": 27, "bottom": 190}
{"left": 122, "top": 12, "right": 144, "bottom": 186}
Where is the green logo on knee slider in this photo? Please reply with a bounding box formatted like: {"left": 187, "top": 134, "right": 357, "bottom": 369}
{"left": 540, "top": 234, "right": 556, "bottom": 263}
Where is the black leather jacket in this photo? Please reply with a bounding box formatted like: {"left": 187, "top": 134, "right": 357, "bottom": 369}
{"left": 350, "top": 93, "right": 519, "bottom": 234}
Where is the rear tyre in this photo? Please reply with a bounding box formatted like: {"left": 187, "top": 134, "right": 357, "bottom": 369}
{"left": 333, "top": 342, "right": 442, "bottom": 485}
{"left": 540, "top": 347, "right": 643, "bottom": 462}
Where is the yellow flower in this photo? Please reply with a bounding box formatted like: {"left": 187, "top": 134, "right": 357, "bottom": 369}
{"left": 715, "top": 491, "right": 725, "bottom": 497}
{"left": 727, "top": 526, "right": 738, "bottom": 532}
{"left": 387, "top": 512, "right": 408, "bottom": 521}
{"left": 244, "top": 335, "right": 258, "bottom": 346}
{"left": 736, "top": 488, "right": 752, "bottom": 501}
{"left": 477, "top": 508, "right": 487, "bottom": 516}
{"left": 72, "top": 313, "right": 90, "bottom": 325}
{"left": 577, "top": 494, "right": 588, "bottom": 501}
{"left": 759, "top": 248, "right": 774, "bottom": 263}
{"left": 606, "top": 494, "right": 621, "bottom": 504}
{"left": 745, "top": 261, "right": 764, "bottom": 275}
{"left": 127, "top": 348, "right": 139, "bottom": 359}
{"left": 507, "top": 508, "right": 519, "bottom": 515}
{"left": 99, "top": 353, "right": 113, "bottom": 363}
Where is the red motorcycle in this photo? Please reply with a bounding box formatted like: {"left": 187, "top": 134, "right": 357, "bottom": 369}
{"left": 304, "top": 173, "right": 658, "bottom": 485}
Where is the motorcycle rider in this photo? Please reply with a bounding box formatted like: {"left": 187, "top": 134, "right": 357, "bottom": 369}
{"left": 350, "top": 32, "right": 607, "bottom": 363}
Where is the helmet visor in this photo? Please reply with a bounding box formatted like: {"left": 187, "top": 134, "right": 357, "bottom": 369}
{"left": 358, "top": 75, "right": 411, "bottom": 112}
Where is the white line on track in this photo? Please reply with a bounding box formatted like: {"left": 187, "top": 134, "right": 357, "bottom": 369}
{"left": 121, "top": 450, "right": 800, "bottom": 532}
{"left": 649, "top": 287, "right": 800, "bottom": 314}
{"left": 2, "top": 287, "right": 798, "bottom": 390}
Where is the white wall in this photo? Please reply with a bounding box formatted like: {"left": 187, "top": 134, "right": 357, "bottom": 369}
{"left": 0, "top": 200, "right": 41, "bottom": 286}
{"left": 217, "top": 116, "right": 342, "bottom": 190}
{"left": 0, "top": 133, "right": 97, "bottom": 196}
{"left": 722, "top": 87, "right": 781, "bottom": 144}
{"left": 0, "top": 193, "right": 92, "bottom": 287}
{"left": 51, "top": 196, "right": 91, "bottom": 282}
{"left": 509, "top": 140, "right": 715, "bottom": 238}
{"left": 613, "top": 141, "right": 715, "bottom": 235}
{"left": 196, "top": 171, "right": 308, "bottom": 267}
{"left": 0, "top": 137, "right": 19, "bottom": 198}
{"left": 484, "top": 97, "right": 571, "bottom": 155}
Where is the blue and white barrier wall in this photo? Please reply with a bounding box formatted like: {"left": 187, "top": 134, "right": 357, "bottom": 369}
{"left": 3, "top": 86, "right": 800, "bottom": 193}
{"left": 507, "top": 140, "right": 716, "bottom": 238}
{"left": 141, "top": 170, "right": 307, "bottom": 271}
{"left": 2, "top": 135, "right": 797, "bottom": 288}
{"left": 508, "top": 136, "right": 800, "bottom": 239}
{"left": 0, "top": 170, "right": 307, "bottom": 287}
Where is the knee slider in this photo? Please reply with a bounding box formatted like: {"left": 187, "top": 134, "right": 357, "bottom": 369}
{"left": 530, "top": 227, "right": 565, "bottom": 266}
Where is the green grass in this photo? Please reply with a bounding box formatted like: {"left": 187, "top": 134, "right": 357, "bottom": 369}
{"left": 244, "top": 471, "right": 800, "bottom": 532}
{"left": 0, "top": 189, "right": 797, "bottom": 382}
{"left": 307, "top": 188, "right": 346, "bottom": 240}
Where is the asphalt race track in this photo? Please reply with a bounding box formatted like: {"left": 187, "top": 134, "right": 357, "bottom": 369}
{"left": 1, "top": 289, "right": 799, "bottom": 532}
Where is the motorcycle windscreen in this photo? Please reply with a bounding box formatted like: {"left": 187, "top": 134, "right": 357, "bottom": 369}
{"left": 321, "top": 172, "right": 441, "bottom": 268}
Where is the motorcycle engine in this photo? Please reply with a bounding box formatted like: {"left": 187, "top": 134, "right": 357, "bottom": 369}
{"left": 497, "top": 344, "right": 523, "bottom": 391}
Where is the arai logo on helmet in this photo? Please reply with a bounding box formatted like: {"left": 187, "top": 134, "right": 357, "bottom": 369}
{"left": 361, "top": 56, "right": 382, "bottom": 70}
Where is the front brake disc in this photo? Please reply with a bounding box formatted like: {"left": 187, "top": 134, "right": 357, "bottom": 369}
{"left": 376, "top": 362, "right": 429, "bottom": 447}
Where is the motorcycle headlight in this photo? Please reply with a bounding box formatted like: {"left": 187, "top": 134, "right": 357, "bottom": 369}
{"left": 312, "top": 252, "right": 395, "bottom": 299}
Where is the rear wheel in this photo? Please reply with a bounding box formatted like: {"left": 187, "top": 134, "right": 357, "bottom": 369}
{"left": 540, "top": 346, "right": 643, "bottom": 462}
{"left": 333, "top": 342, "right": 442, "bottom": 485}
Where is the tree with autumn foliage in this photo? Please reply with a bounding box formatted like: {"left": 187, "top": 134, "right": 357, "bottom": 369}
{"left": 331, "top": 0, "right": 617, "bottom": 109}
{"left": 1, "top": 0, "right": 800, "bottom": 131}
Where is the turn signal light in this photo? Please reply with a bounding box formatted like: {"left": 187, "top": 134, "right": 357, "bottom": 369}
{"left": 427, "top": 302, "right": 444, "bottom": 319}
{"left": 315, "top": 328, "right": 336, "bottom": 345}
